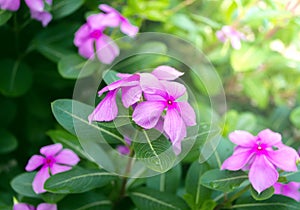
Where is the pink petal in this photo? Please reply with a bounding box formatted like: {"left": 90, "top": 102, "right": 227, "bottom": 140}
{"left": 274, "top": 182, "right": 300, "bottom": 201}
{"left": 98, "top": 80, "right": 122, "bottom": 97}
{"left": 117, "top": 145, "right": 130, "bottom": 155}
{"left": 120, "top": 19, "right": 139, "bottom": 37}
{"left": 228, "top": 130, "right": 256, "bottom": 147}
{"left": 88, "top": 89, "right": 118, "bottom": 122}
{"left": 40, "top": 143, "right": 63, "bottom": 157}
{"left": 37, "top": 203, "right": 57, "bottom": 210}
{"left": 230, "top": 36, "right": 241, "bottom": 50}
{"left": 78, "top": 38, "right": 95, "bottom": 60}
{"left": 30, "top": 10, "right": 52, "bottom": 27}
{"left": 25, "top": 155, "right": 45, "bottom": 171}
{"left": 221, "top": 147, "right": 255, "bottom": 170}
{"left": 13, "top": 203, "right": 35, "bottom": 210}
{"left": 33, "top": 166, "right": 50, "bottom": 194}
{"left": 160, "top": 81, "right": 186, "bottom": 100}
{"left": 121, "top": 85, "right": 142, "bottom": 108}
{"left": 176, "top": 102, "right": 196, "bottom": 126}
{"left": 140, "top": 73, "right": 166, "bottom": 97}
{"left": 50, "top": 163, "right": 71, "bottom": 175}
{"left": 99, "top": 4, "right": 118, "bottom": 14}
{"left": 152, "top": 66, "right": 184, "bottom": 81}
{"left": 216, "top": 30, "right": 226, "bottom": 43}
{"left": 164, "top": 108, "right": 186, "bottom": 155}
{"left": 132, "top": 101, "right": 165, "bottom": 129}
{"left": 249, "top": 155, "right": 279, "bottom": 193}
{"left": 116, "top": 73, "right": 133, "bottom": 79}
{"left": 257, "top": 129, "right": 282, "bottom": 147}
{"left": 0, "top": 0, "right": 20, "bottom": 11}
{"left": 267, "top": 146, "right": 299, "bottom": 171}
{"left": 87, "top": 13, "right": 118, "bottom": 30}
{"left": 25, "top": 0, "right": 44, "bottom": 12}
{"left": 96, "top": 35, "right": 119, "bottom": 64}
{"left": 74, "top": 24, "right": 90, "bottom": 47}
{"left": 55, "top": 149, "right": 80, "bottom": 166}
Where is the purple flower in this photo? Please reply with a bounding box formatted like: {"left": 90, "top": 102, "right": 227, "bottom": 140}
{"left": 74, "top": 13, "right": 120, "bottom": 64}
{"left": 24, "top": 0, "right": 52, "bottom": 27}
{"left": 216, "top": 25, "right": 245, "bottom": 50}
{"left": 25, "top": 143, "right": 80, "bottom": 194}
{"left": 221, "top": 129, "right": 299, "bottom": 193}
{"left": 274, "top": 182, "right": 300, "bottom": 201}
{"left": 132, "top": 74, "right": 196, "bottom": 155}
{"left": 0, "top": 0, "right": 20, "bottom": 11}
{"left": 117, "top": 136, "right": 131, "bottom": 155}
{"left": 14, "top": 203, "right": 57, "bottom": 210}
{"left": 99, "top": 4, "right": 139, "bottom": 37}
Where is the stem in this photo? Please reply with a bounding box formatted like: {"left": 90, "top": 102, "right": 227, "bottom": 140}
{"left": 119, "top": 150, "right": 134, "bottom": 198}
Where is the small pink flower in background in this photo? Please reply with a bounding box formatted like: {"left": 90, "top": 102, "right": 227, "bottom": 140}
{"left": 99, "top": 4, "right": 139, "bottom": 37}
{"left": 216, "top": 25, "right": 245, "bottom": 50}
{"left": 24, "top": 0, "right": 52, "bottom": 27}
{"left": 221, "top": 129, "right": 299, "bottom": 193}
{"left": 117, "top": 136, "right": 131, "bottom": 155}
{"left": 0, "top": 0, "right": 20, "bottom": 11}
{"left": 14, "top": 203, "right": 57, "bottom": 210}
{"left": 274, "top": 182, "right": 300, "bottom": 201}
{"left": 25, "top": 143, "right": 80, "bottom": 194}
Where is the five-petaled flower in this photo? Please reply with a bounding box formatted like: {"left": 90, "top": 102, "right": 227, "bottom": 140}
{"left": 24, "top": 0, "right": 53, "bottom": 27}
{"left": 274, "top": 182, "right": 300, "bottom": 201}
{"left": 0, "top": 0, "right": 20, "bottom": 11}
{"left": 14, "top": 203, "right": 57, "bottom": 210}
{"left": 221, "top": 129, "right": 299, "bottom": 193}
{"left": 25, "top": 143, "right": 80, "bottom": 194}
{"left": 216, "top": 25, "right": 245, "bottom": 50}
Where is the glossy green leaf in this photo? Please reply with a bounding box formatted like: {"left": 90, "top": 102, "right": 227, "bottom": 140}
{"left": 44, "top": 167, "right": 117, "bottom": 193}
{"left": 52, "top": 0, "right": 84, "bottom": 19}
{"left": 10, "top": 172, "right": 38, "bottom": 198}
{"left": 200, "top": 169, "right": 248, "bottom": 192}
{"left": 58, "top": 54, "right": 101, "bottom": 79}
{"left": 0, "top": 59, "right": 33, "bottom": 97}
{"left": 250, "top": 185, "right": 274, "bottom": 201}
{"left": 129, "top": 187, "right": 189, "bottom": 210}
{"left": 0, "top": 10, "right": 12, "bottom": 26}
{"left": 0, "top": 129, "right": 17, "bottom": 154}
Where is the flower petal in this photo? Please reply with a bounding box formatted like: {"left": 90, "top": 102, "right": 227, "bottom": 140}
{"left": 25, "top": 155, "right": 45, "bottom": 171}
{"left": 121, "top": 85, "right": 142, "bottom": 108}
{"left": 55, "top": 149, "right": 80, "bottom": 166}
{"left": 120, "top": 19, "right": 139, "bottom": 37}
{"left": 152, "top": 65, "right": 184, "bottom": 80}
{"left": 13, "top": 203, "right": 35, "bottom": 210}
{"left": 30, "top": 11, "right": 52, "bottom": 27}
{"left": 50, "top": 163, "right": 71, "bottom": 175}
{"left": 257, "top": 129, "right": 282, "bottom": 146}
{"left": 274, "top": 182, "right": 300, "bottom": 201}
{"left": 176, "top": 102, "right": 196, "bottom": 126}
{"left": 249, "top": 155, "right": 279, "bottom": 193}
{"left": 88, "top": 89, "right": 118, "bottom": 122}
{"left": 0, "top": 0, "right": 20, "bottom": 11}
{"left": 228, "top": 130, "right": 256, "bottom": 147}
{"left": 25, "top": 0, "right": 44, "bottom": 12}
{"left": 160, "top": 81, "right": 186, "bottom": 100}
{"left": 37, "top": 203, "right": 57, "bottom": 210}
{"left": 40, "top": 143, "right": 63, "bottom": 157}
{"left": 33, "top": 166, "right": 50, "bottom": 194}
{"left": 117, "top": 145, "right": 130, "bottom": 155}
{"left": 78, "top": 38, "right": 95, "bottom": 60}
{"left": 221, "top": 147, "right": 254, "bottom": 170}
{"left": 99, "top": 4, "right": 118, "bottom": 13}
{"left": 140, "top": 73, "right": 166, "bottom": 97}
{"left": 74, "top": 24, "right": 90, "bottom": 47}
{"left": 96, "top": 35, "right": 119, "bottom": 64}
{"left": 164, "top": 108, "right": 186, "bottom": 155}
{"left": 267, "top": 146, "right": 299, "bottom": 171}
{"left": 87, "top": 13, "right": 118, "bottom": 29}
{"left": 132, "top": 101, "right": 165, "bottom": 129}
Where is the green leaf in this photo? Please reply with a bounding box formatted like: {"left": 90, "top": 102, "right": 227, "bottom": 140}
{"left": 58, "top": 54, "right": 101, "bottom": 79}
{"left": 200, "top": 169, "right": 247, "bottom": 192}
{"left": 51, "top": 99, "right": 123, "bottom": 143}
{"left": 47, "top": 129, "right": 91, "bottom": 160}
{"left": 0, "top": 10, "right": 12, "bottom": 26}
{"left": 10, "top": 172, "right": 39, "bottom": 198}
{"left": 200, "top": 200, "right": 217, "bottom": 210}
{"left": 103, "top": 70, "right": 120, "bottom": 85}
{"left": 129, "top": 187, "right": 189, "bottom": 210}
{"left": 234, "top": 195, "right": 300, "bottom": 210}
{"left": 0, "top": 59, "right": 33, "bottom": 97}
{"left": 290, "top": 107, "right": 300, "bottom": 128}
{"left": 185, "top": 162, "right": 211, "bottom": 210}
{"left": 44, "top": 167, "right": 117, "bottom": 193}
{"left": 250, "top": 186, "right": 274, "bottom": 201}
{"left": 41, "top": 192, "right": 66, "bottom": 203}
{"left": 146, "top": 164, "right": 181, "bottom": 193}
{"left": 52, "top": 0, "right": 84, "bottom": 19}
{"left": 282, "top": 166, "right": 300, "bottom": 182}
{"left": 0, "top": 129, "right": 17, "bottom": 154}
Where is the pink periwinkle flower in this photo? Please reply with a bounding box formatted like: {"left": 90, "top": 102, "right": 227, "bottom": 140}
{"left": 221, "top": 129, "right": 299, "bottom": 193}
{"left": 216, "top": 25, "right": 245, "bottom": 50}
{"left": 25, "top": 143, "right": 80, "bottom": 194}
{"left": 14, "top": 203, "right": 57, "bottom": 210}
{"left": 24, "top": 0, "right": 52, "bottom": 27}
{"left": 274, "top": 182, "right": 300, "bottom": 201}
{"left": 0, "top": 0, "right": 20, "bottom": 11}
{"left": 117, "top": 136, "right": 131, "bottom": 155}
{"left": 99, "top": 4, "right": 139, "bottom": 37}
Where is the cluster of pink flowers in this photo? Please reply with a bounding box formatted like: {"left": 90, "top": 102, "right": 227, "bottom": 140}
{"left": 0, "top": 0, "right": 52, "bottom": 26}
{"left": 74, "top": 4, "right": 138, "bottom": 64}
{"left": 14, "top": 203, "right": 56, "bottom": 210}
{"left": 222, "top": 129, "right": 299, "bottom": 194}
{"left": 216, "top": 25, "right": 245, "bottom": 50}
{"left": 89, "top": 66, "right": 196, "bottom": 155}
